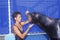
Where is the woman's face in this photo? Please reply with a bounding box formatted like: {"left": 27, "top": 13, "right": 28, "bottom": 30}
{"left": 15, "top": 14, "right": 21, "bottom": 22}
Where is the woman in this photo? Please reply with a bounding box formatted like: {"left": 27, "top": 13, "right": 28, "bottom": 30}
{"left": 12, "top": 12, "right": 34, "bottom": 40}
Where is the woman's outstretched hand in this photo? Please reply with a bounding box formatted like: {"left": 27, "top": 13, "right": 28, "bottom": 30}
{"left": 28, "top": 24, "right": 34, "bottom": 29}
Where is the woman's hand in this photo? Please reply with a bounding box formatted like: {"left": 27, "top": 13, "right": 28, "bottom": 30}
{"left": 26, "top": 10, "right": 29, "bottom": 15}
{"left": 25, "top": 10, "right": 32, "bottom": 22}
{"left": 28, "top": 24, "right": 34, "bottom": 29}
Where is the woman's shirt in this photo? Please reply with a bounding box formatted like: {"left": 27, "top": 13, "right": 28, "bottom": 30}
{"left": 14, "top": 25, "right": 24, "bottom": 40}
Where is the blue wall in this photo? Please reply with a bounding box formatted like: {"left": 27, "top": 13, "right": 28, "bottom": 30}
{"left": 0, "top": 0, "right": 9, "bottom": 34}
{"left": 0, "top": 0, "right": 59, "bottom": 34}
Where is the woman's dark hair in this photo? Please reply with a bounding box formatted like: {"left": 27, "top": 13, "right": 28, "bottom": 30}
{"left": 12, "top": 12, "right": 21, "bottom": 20}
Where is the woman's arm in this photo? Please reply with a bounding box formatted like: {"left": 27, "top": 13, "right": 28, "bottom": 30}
{"left": 21, "top": 10, "right": 31, "bottom": 26}
{"left": 13, "top": 24, "right": 34, "bottom": 39}
{"left": 21, "top": 19, "right": 31, "bottom": 26}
